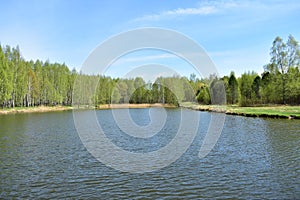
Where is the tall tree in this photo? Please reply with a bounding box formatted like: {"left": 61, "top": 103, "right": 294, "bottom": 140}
{"left": 239, "top": 72, "right": 257, "bottom": 106}
{"left": 197, "top": 86, "right": 211, "bottom": 105}
{"left": 286, "top": 35, "right": 300, "bottom": 68}
{"left": 210, "top": 77, "right": 226, "bottom": 105}
{"left": 0, "top": 46, "right": 12, "bottom": 107}
{"left": 227, "top": 72, "right": 239, "bottom": 104}
{"left": 252, "top": 75, "right": 261, "bottom": 103}
{"left": 269, "top": 36, "right": 288, "bottom": 104}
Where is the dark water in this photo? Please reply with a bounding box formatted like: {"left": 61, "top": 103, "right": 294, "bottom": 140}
{"left": 0, "top": 108, "right": 299, "bottom": 199}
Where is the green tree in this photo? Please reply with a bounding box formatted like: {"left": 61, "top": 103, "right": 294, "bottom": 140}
{"left": 286, "top": 67, "right": 300, "bottom": 104}
{"left": 266, "top": 35, "right": 300, "bottom": 104}
{"left": 182, "top": 76, "right": 195, "bottom": 102}
{"left": 210, "top": 77, "right": 226, "bottom": 105}
{"left": 197, "top": 86, "right": 211, "bottom": 104}
{"left": 286, "top": 35, "right": 300, "bottom": 68}
{"left": 0, "top": 45, "right": 12, "bottom": 107}
{"left": 239, "top": 72, "right": 257, "bottom": 106}
{"left": 270, "top": 36, "right": 287, "bottom": 103}
{"left": 116, "top": 80, "right": 128, "bottom": 103}
{"left": 251, "top": 75, "right": 261, "bottom": 103}
{"left": 227, "top": 72, "right": 239, "bottom": 104}
{"left": 260, "top": 71, "right": 276, "bottom": 104}
{"left": 111, "top": 87, "right": 121, "bottom": 103}
{"left": 132, "top": 77, "right": 145, "bottom": 103}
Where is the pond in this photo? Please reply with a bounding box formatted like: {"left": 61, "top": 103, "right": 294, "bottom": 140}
{"left": 0, "top": 108, "right": 299, "bottom": 199}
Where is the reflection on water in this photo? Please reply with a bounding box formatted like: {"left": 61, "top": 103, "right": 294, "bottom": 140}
{"left": 0, "top": 109, "right": 299, "bottom": 199}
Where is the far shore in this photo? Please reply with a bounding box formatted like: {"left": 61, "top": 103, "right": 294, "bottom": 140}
{"left": 0, "top": 103, "right": 177, "bottom": 115}
{"left": 0, "top": 106, "right": 73, "bottom": 115}
{"left": 1, "top": 103, "right": 300, "bottom": 119}
{"left": 96, "top": 103, "right": 177, "bottom": 109}
{"left": 180, "top": 102, "right": 300, "bottom": 119}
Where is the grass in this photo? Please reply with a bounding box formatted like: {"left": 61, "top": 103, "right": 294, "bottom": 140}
{"left": 226, "top": 105, "right": 300, "bottom": 118}
{"left": 180, "top": 102, "right": 300, "bottom": 119}
{"left": 2, "top": 103, "right": 300, "bottom": 119}
{"left": 0, "top": 105, "right": 73, "bottom": 115}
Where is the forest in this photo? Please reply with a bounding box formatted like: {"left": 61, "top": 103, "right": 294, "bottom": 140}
{"left": 0, "top": 35, "right": 300, "bottom": 108}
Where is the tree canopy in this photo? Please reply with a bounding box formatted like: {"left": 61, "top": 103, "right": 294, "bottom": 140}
{"left": 0, "top": 35, "right": 299, "bottom": 108}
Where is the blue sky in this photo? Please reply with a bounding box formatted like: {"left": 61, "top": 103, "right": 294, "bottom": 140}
{"left": 1, "top": 0, "right": 300, "bottom": 78}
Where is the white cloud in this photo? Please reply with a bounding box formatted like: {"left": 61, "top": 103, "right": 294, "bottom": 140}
{"left": 135, "top": 6, "right": 216, "bottom": 22}
{"left": 164, "top": 6, "right": 217, "bottom": 16}
{"left": 133, "top": 0, "right": 300, "bottom": 22}
{"left": 134, "top": 1, "right": 238, "bottom": 21}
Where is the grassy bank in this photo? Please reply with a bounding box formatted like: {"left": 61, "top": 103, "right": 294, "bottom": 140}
{"left": 2, "top": 103, "right": 299, "bottom": 119}
{"left": 0, "top": 106, "right": 73, "bottom": 115}
{"left": 180, "top": 102, "right": 300, "bottom": 119}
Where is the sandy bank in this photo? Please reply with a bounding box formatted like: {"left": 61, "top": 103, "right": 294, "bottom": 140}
{"left": 97, "top": 103, "right": 177, "bottom": 109}
{"left": 0, "top": 104, "right": 178, "bottom": 115}
{"left": 0, "top": 106, "right": 72, "bottom": 115}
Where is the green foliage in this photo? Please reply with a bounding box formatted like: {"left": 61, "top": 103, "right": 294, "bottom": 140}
{"left": 1, "top": 35, "right": 299, "bottom": 109}
{"left": 227, "top": 72, "right": 239, "bottom": 104}
{"left": 267, "top": 35, "right": 300, "bottom": 104}
{"left": 0, "top": 45, "right": 75, "bottom": 108}
{"left": 251, "top": 75, "right": 261, "bottom": 104}
{"left": 234, "top": 35, "right": 300, "bottom": 106}
{"left": 210, "top": 77, "right": 226, "bottom": 105}
{"left": 197, "top": 86, "right": 211, "bottom": 105}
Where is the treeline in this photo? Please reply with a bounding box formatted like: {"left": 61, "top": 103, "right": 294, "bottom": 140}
{"left": 0, "top": 35, "right": 299, "bottom": 108}
{"left": 194, "top": 35, "right": 300, "bottom": 106}
{"left": 72, "top": 74, "right": 198, "bottom": 107}
{"left": 0, "top": 45, "right": 198, "bottom": 107}
{"left": 0, "top": 45, "right": 76, "bottom": 108}
{"left": 220, "top": 35, "right": 300, "bottom": 106}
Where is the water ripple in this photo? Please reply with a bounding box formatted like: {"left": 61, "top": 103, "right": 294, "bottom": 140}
{"left": 0, "top": 110, "right": 299, "bottom": 199}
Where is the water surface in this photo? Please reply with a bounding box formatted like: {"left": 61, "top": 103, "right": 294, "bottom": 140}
{"left": 0, "top": 108, "right": 299, "bottom": 199}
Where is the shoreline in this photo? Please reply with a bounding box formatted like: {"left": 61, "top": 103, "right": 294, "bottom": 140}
{"left": 0, "top": 103, "right": 177, "bottom": 115}
{"left": 0, "top": 106, "right": 73, "bottom": 115}
{"left": 1, "top": 103, "right": 299, "bottom": 119}
{"left": 180, "top": 102, "right": 300, "bottom": 119}
{"left": 96, "top": 103, "right": 177, "bottom": 109}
